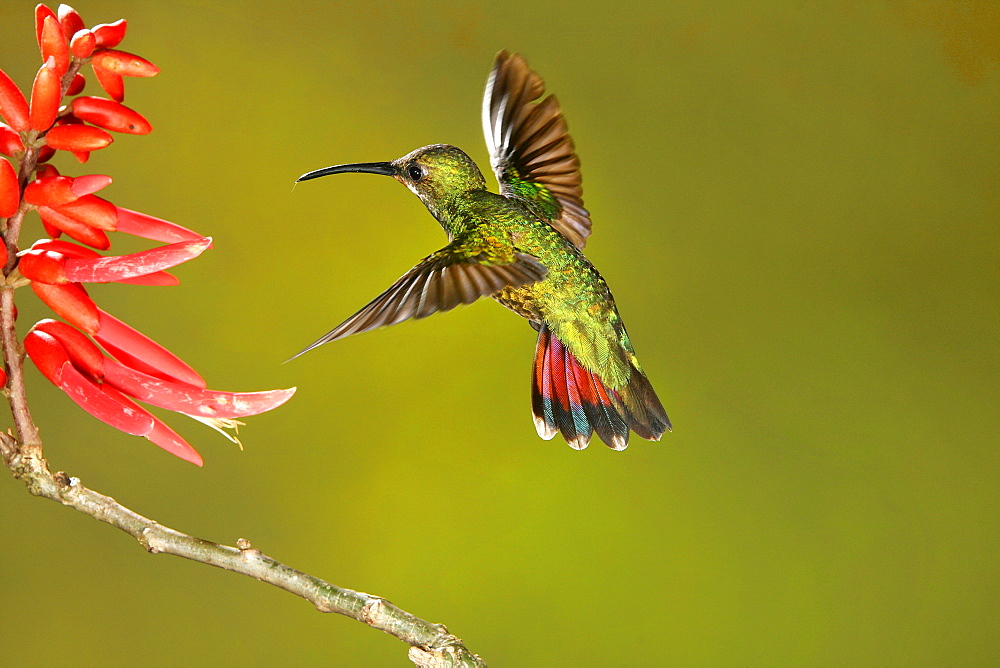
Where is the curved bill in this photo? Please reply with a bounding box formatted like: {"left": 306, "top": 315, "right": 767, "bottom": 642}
{"left": 296, "top": 162, "right": 396, "bottom": 182}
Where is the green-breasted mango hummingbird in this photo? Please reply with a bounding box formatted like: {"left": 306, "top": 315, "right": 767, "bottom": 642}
{"left": 293, "top": 51, "right": 670, "bottom": 450}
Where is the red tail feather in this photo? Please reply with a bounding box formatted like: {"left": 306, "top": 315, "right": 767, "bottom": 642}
{"left": 531, "top": 324, "right": 667, "bottom": 450}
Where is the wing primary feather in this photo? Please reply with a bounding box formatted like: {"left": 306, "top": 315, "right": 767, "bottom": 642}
{"left": 291, "top": 245, "right": 548, "bottom": 361}
{"left": 482, "top": 51, "right": 593, "bottom": 249}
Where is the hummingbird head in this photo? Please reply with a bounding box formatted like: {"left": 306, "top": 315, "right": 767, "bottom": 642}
{"left": 297, "top": 144, "right": 487, "bottom": 226}
{"left": 391, "top": 144, "right": 487, "bottom": 202}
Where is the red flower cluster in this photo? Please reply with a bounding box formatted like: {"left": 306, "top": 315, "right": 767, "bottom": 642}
{"left": 0, "top": 5, "right": 294, "bottom": 466}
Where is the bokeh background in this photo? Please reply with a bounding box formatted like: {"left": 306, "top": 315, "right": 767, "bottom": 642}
{"left": 1, "top": 1, "right": 997, "bottom": 665}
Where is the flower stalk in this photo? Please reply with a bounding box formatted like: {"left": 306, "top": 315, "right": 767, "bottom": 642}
{"left": 2, "top": 3, "right": 294, "bottom": 464}
{"left": 0, "top": 5, "right": 483, "bottom": 664}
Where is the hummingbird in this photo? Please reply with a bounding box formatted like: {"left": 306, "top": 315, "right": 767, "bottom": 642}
{"left": 293, "top": 51, "right": 670, "bottom": 450}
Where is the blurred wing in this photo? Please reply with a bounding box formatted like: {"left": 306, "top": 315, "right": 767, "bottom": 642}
{"left": 482, "top": 50, "right": 592, "bottom": 249}
{"left": 291, "top": 246, "right": 547, "bottom": 359}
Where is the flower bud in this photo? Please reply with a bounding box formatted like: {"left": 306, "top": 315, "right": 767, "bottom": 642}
{"left": 70, "top": 29, "right": 96, "bottom": 59}
{"left": 0, "top": 124, "right": 25, "bottom": 155}
{"left": 92, "top": 64, "right": 123, "bottom": 102}
{"left": 36, "top": 145, "right": 56, "bottom": 164}
{"left": 45, "top": 124, "right": 114, "bottom": 151}
{"left": 30, "top": 280, "right": 100, "bottom": 334}
{"left": 29, "top": 58, "right": 61, "bottom": 131}
{"left": 18, "top": 248, "right": 69, "bottom": 284}
{"left": 66, "top": 71, "right": 86, "bottom": 95}
{"left": 24, "top": 175, "right": 77, "bottom": 206}
{"left": 0, "top": 68, "right": 31, "bottom": 132}
{"left": 71, "top": 96, "right": 151, "bottom": 134}
{"left": 37, "top": 206, "right": 111, "bottom": 248}
{"left": 39, "top": 16, "right": 70, "bottom": 76}
{"left": 91, "top": 19, "right": 127, "bottom": 49}
{"left": 0, "top": 157, "right": 19, "bottom": 218}
{"left": 34, "top": 4, "right": 58, "bottom": 47}
{"left": 58, "top": 5, "right": 86, "bottom": 40}
{"left": 91, "top": 49, "right": 159, "bottom": 77}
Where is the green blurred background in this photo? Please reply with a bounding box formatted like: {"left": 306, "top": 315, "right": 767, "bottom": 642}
{"left": 1, "top": 1, "right": 997, "bottom": 665}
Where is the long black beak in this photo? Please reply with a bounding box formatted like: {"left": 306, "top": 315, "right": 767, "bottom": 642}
{"left": 296, "top": 162, "right": 396, "bottom": 182}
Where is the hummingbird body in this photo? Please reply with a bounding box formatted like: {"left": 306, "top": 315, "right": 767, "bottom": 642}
{"left": 295, "top": 53, "right": 670, "bottom": 449}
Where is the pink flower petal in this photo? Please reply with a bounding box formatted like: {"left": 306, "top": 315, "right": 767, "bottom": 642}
{"left": 116, "top": 271, "right": 179, "bottom": 286}
{"left": 102, "top": 384, "right": 203, "bottom": 466}
{"left": 62, "top": 236, "right": 211, "bottom": 283}
{"left": 94, "top": 309, "right": 206, "bottom": 388}
{"left": 25, "top": 330, "right": 153, "bottom": 435}
{"left": 115, "top": 207, "right": 206, "bottom": 243}
{"left": 71, "top": 174, "right": 113, "bottom": 197}
{"left": 103, "top": 357, "right": 295, "bottom": 419}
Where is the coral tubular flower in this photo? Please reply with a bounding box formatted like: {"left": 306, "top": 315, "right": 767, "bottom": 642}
{"left": 23, "top": 329, "right": 205, "bottom": 466}
{"left": 27, "top": 238, "right": 178, "bottom": 285}
{"left": 34, "top": 195, "right": 204, "bottom": 245}
{"left": 19, "top": 236, "right": 211, "bottom": 284}
{"left": 27, "top": 320, "right": 294, "bottom": 465}
{"left": 94, "top": 310, "right": 206, "bottom": 388}
{"left": 35, "top": 320, "right": 294, "bottom": 420}
{"left": 115, "top": 207, "right": 205, "bottom": 243}
{"left": 26, "top": 280, "right": 203, "bottom": 387}
{"left": 64, "top": 237, "right": 211, "bottom": 282}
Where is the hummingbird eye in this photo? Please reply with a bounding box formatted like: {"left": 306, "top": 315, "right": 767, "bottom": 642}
{"left": 406, "top": 163, "right": 425, "bottom": 182}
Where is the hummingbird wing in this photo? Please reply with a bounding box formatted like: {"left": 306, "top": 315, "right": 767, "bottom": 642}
{"left": 482, "top": 50, "right": 592, "bottom": 249}
{"left": 291, "top": 246, "right": 547, "bottom": 359}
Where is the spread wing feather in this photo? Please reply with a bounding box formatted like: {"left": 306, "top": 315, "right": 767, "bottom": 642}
{"left": 291, "top": 246, "right": 547, "bottom": 360}
{"left": 482, "top": 51, "right": 592, "bottom": 249}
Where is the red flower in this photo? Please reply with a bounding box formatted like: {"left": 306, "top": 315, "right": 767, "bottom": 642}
{"left": 2, "top": 4, "right": 295, "bottom": 465}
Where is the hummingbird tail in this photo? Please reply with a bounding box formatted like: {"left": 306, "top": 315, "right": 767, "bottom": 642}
{"left": 531, "top": 325, "right": 670, "bottom": 450}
